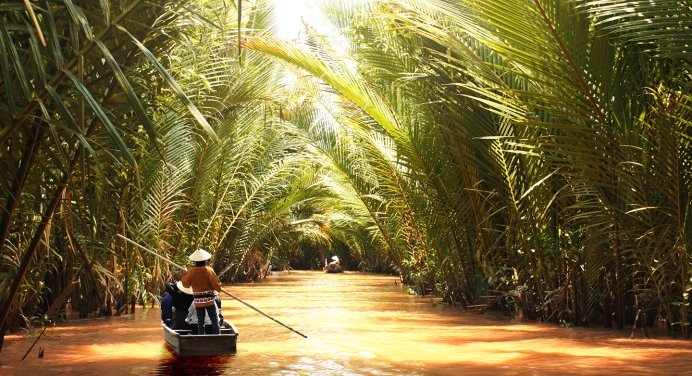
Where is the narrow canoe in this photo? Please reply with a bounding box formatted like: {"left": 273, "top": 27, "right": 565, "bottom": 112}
{"left": 323, "top": 264, "right": 344, "bottom": 273}
{"left": 162, "top": 321, "right": 239, "bottom": 356}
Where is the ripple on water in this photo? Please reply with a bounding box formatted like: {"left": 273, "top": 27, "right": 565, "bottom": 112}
{"left": 2, "top": 271, "right": 692, "bottom": 375}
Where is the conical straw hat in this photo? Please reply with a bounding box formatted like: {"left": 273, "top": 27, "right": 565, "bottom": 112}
{"left": 176, "top": 281, "right": 193, "bottom": 295}
{"left": 189, "top": 248, "right": 211, "bottom": 261}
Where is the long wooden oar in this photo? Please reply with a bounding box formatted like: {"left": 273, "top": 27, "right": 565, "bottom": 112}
{"left": 116, "top": 234, "right": 307, "bottom": 338}
{"left": 21, "top": 325, "right": 47, "bottom": 360}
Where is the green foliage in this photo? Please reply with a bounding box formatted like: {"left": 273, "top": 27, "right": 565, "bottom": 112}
{"left": 245, "top": 0, "right": 692, "bottom": 330}
{"left": 1, "top": 0, "right": 691, "bottom": 337}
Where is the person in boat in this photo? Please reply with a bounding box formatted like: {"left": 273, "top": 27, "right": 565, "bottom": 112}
{"left": 186, "top": 295, "right": 223, "bottom": 334}
{"left": 324, "top": 256, "right": 339, "bottom": 266}
{"left": 161, "top": 289, "right": 173, "bottom": 327}
{"left": 181, "top": 249, "right": 223, "bottom": 335}
{"left": 323, "top": 256, "right": 343, "bottom": 273}
{"left": 164, "top": 280, "right": 194, "bottom": 329}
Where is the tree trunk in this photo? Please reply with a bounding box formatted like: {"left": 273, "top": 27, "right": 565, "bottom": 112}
{"left": 0, "top": 126, "right": 44, "bottom": 266}
{"left": 45, "top": 282, "right": 78, "bottom": 319}
{"left": 0, "top": 320, "right": 5, "bottom": 352}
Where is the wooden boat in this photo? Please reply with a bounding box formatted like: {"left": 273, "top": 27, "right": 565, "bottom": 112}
{"left": 323, "top": 263, "right": 344, "bottom": 273}
{"left": 162, "top": 320, "right": 239, "bottom": 356}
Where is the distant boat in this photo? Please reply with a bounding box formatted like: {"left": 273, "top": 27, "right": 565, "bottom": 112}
{"left": 323, "top": 263, "right": 344, "bottom": 273}
{"left": 163, "top": 321, "right": 239, "bottom": 355}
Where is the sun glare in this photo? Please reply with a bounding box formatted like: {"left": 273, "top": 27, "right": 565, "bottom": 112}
{"left": 272, "top": 0, "right": 311, "bottom": 40}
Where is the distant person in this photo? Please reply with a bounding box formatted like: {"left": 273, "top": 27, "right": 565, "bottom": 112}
{"left": 323, "top": 255, "right": 343, "bottom": 273}
{"left": 181, "top": 249, "right": 223, "bottom": 334}
{"left": 165, "top": 280, "right": 194, "bottom": 329}
{"left": 161, "top": 290, "right": 172, "bottom": 326}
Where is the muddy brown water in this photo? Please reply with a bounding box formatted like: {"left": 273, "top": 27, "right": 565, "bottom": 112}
{"left": 1, "top": 271, "right": 691, "bottom": 375}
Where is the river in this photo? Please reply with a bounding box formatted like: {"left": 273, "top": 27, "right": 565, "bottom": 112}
{"left": 1, "top": 271, "right": 691, "bottom": 375}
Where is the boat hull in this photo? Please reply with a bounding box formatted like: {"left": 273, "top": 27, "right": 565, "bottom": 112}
{"left": 323, "top": 264, "right": 344, "bottom": 273}
{"left": 163, "top": 321, "right": 239, "bottom": 356}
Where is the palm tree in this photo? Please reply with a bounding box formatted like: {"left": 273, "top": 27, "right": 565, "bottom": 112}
{"left": 0, "top": 0, "right": 216, "bottom": 343}
{"left": 1, "top": 0, "right": 689, "bottom": 344}
{"left": 245, "top": 0, "right": 691, "bottom": 328}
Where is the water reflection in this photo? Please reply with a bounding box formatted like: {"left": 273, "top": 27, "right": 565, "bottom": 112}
{"left": 156, "top": 346, "right": 233, "bottom": 375}
{"left": 2, "top": 271, "right": 692, "bottom": 375}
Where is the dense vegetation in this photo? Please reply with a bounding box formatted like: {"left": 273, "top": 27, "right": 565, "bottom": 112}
{"left": 0, "top": 0, "right": 690, "bottom": 348}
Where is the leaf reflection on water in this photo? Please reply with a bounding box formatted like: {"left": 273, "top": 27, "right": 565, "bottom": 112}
{"left": 2, "top": 271, "right": 692, "bottom": 375}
